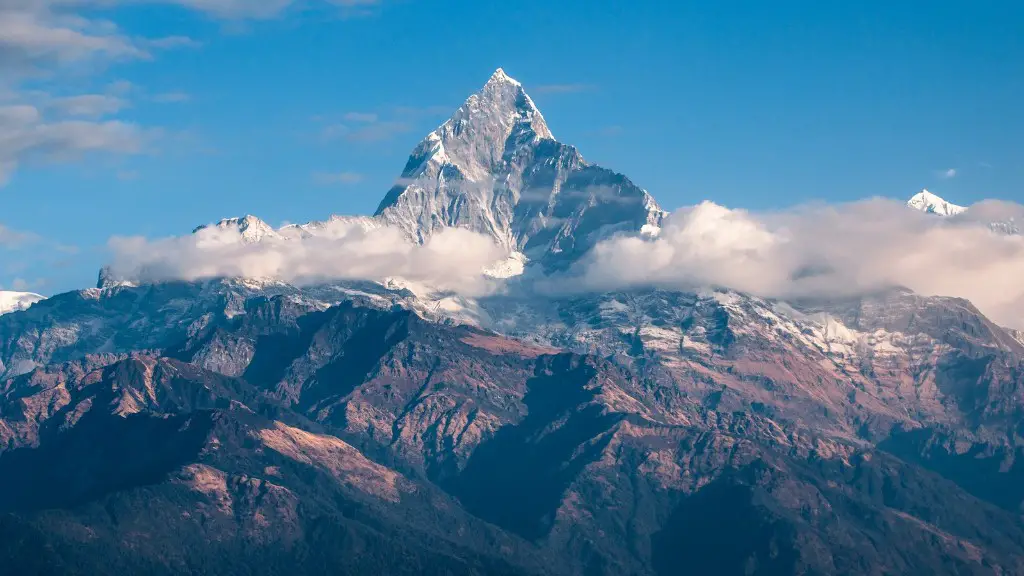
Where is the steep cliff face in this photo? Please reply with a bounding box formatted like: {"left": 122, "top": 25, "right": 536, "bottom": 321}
{"left": 374, "top": 68, "right": 665, "bottom": 269}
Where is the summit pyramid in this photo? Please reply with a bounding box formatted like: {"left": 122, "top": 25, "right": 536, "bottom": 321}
{"left": 375, "top": 68, "right": 665, "bottom": 270}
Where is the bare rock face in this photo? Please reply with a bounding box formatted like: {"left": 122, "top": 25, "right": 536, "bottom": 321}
{"left": 375, "top": 69, "right": 664, "bottom": 269}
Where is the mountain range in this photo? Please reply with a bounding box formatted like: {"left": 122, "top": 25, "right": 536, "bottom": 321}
{"left": 2, "top": 70, "right": 1024, "bottom": 575}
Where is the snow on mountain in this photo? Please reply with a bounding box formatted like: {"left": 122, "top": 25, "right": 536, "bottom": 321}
{"left": 375, "top": 68, "right": 666, "bottom": 269}
{"left": 191, "top": 214, "right": 383, "bottom": 244}
{"left": 0, "top": 291, "right": 44, "bottom": 315}
{"left": 193, "top": 215, "right": 282, "bottom": 243}
{"left": 906, "top": 189, "right": 1020, "bottom": 236}
{"left": 906, "top": 189, "right": 967, "bottom": 216}
{"left": 279, "top": 214, "right": 380, "bottom": 239}
{"left": 173, "top": 68, "right": 667, "bottom": 293}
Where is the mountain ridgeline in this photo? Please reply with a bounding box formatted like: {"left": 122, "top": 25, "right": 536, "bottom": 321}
{"left": 2, "top": 70, "right": 1024, "bottom": 575}
{"left": 373, "top": 68, "right": 664, "bottom": 270}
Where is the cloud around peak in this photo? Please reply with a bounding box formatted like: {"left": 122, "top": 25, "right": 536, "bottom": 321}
{"left": 567, "top": 197, "right": 1024, "bottom": 328}
{"left": 105, "top": 217, "right": 506, "bottom": 296}
{"left": 103, "top": 190, "right": 1024, "bottom": 330}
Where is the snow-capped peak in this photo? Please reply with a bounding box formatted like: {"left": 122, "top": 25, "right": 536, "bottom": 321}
{"left": 155, "top": 68, "right": 667, "bottom": 287}
{"left": 194, "top": 215, "right": 280, "bottom": 244}
{"left": 372, "top": 67, "right": 662, "bottom": 271}
{"left": 0, "top": 291, "right": 44, "bottom": 315}
{"left": 486, "top": 67, "right": 521, "bottom": 88}
{"left": 376, "top": 68, "right": 554, "bottom": 194}
{"left": 907, "top": 189, "right": 967, "bottom": 216}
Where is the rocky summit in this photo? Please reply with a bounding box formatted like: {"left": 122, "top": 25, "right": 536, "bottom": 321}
{"left": 374, "top": 68, "right": 664, "bottom": 270}
{"left": 2, "top": 70, "right": 1024, "bottom": 576}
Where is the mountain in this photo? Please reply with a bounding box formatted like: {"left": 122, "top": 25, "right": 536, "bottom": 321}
{"left": 907, "top": 189, "right": 967, "bottom": 216}
{"left": 184, "top": 69, "right": 664, "bottom": 275}
{"left": 0, "top": 291, "right": 44, "bottom": 316}
{"left": 905, "top": 189, "right": 1021, "bottom": 235}
{"left": 192, "top": 214, "right": 382, "bottom": 244}
{"left": 4, "top": 290, "right": 1024, "bottom": 574}
{"left": 193, "top": 215, "right": 283, "bottom": 243}
{"left": 375, "top": 68, "right": 665, "bottom": 269}
{"left": 2, "top": 70, "right": 1024, "bottom": 574}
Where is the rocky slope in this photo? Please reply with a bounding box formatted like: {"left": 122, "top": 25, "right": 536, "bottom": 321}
{"left": 3, "top": 297, "right": 1024, "bottom": 574}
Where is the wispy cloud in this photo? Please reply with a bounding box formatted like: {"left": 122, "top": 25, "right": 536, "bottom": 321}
{"left": 0, "top": 1, "right": 204, "bottom": 183}
{"left": 137, "top": 0, "right": 382, "bottom": 20}
{"left": 392, "top": 104, "right": 453, "bottom": 117}
{"left": 47, "top": 94, "right": 127, "bottom": 117}
{"left": 0, "top": 7, "right": 144, "bottom": 76}
{"left": 152, "top": 91, "right": 191, "bottom": 103}
{"left": 315, "top": 105, "right": 437, "bottom": 144}
{"left": 343, "top": 111, "right": 377, "bottom": 123}
{"left": 107, "top": 80, "right": 135, "bottom": 95}
{"left": 588, "top": 125, "right": 623, "bottom": 137}
{"left": 0, "top": 221, "right": 78, "bottom": 288}
{"left": 312, "top": 170, "right": 363, "bottom": 185}
{"left": 0, "top": 103, "right": 154, "bottom": 185}
{"left": 531, "top": 83, "right": 596, "bottom": 94}
{"left": 8, "top": 276, "right": 46, "bottom": 291}
{"left": 141, "top": 35, "right": 203, "bottom": 49}
{"left": 0, "top": 223, "right": 38, "bottom": 248}
{"left": 937, "top": 168, "right": 957, "bottom": 179}
{"left": 321, "top": 120, "right": 412, "bottom": 143}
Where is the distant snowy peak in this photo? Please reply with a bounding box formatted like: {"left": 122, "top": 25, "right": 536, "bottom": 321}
{"left": 193, "top": 214, "right": 380, "bottom": 243}
{"left": 907, "top": 189, "right": 967, "bottom": 216}
{"left": 904, "top": 189, "right": 1020, "bottom": 235}
{"left": 0, "top": 291, "right": 44, "bottom": 315}
{"left": 193, "top": 215, "right": 281, "bottom": 243}
{"left": 278, "top": 214, "right": 380, "bottom": 239}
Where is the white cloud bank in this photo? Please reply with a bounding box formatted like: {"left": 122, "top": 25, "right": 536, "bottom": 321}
{"left": 106, "top": 218, "right": 505, "bottom": 296}
{"left": 572, "top": 198, "right": 1024, "bottom": 328}
{"left": 102, "top": 196, "right": 1024, "bottom": 328}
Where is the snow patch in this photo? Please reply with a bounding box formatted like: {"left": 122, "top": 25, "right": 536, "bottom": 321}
{"left": 907, "top": 189, "right": 966, "bottom": 216}
{"left": 0, "top": 291, "right": 44, "bottom": 315}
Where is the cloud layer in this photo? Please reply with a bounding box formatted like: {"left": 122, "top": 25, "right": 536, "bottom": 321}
{"left": 106, "top": 217, "right": 505, "bottom": 295}
{"left": 103, "top": 195, "right": 1024, "bottom": 329}
{"left": 572, "top": 198, "right": 1024, "bottom": 328}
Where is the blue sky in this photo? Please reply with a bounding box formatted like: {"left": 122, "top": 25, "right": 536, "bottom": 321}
{"left": 1, "top": 0, "right": 1022, "bottom": 295}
